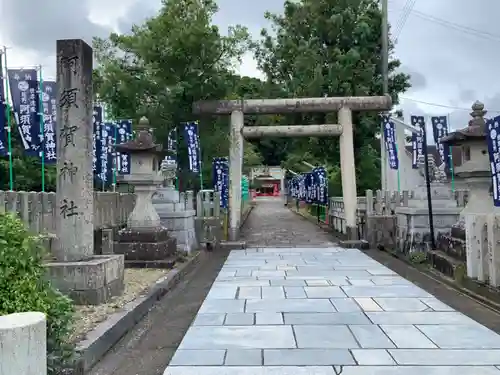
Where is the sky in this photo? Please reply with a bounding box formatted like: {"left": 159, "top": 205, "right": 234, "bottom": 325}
{"left": 0, "top": 0, "right": 499, "bottom": 134}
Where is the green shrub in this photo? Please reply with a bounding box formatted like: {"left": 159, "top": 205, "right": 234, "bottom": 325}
{"left": 409, "top": 251, "right": 427, "bottom": 264}
{"left": 0, "top": 212, "right": 75, "bottom": 375}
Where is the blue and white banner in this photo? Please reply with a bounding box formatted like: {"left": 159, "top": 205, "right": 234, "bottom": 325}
{"left": 289, "top": 176, "right": 300, "bottom": 198}
{"left": 97, "top": 122, "right": 114, "bottom": 183}
{"left": 0, "top": 54, "right": 7, "bottom": 157}
{"left": 304, "top": 172, "right": 313, "bottom": 203}
{"left": 167, "top": 128, "right": 177, "bottom": 152}
{"left": 410, "top": 115, "right": 425, "bottom": 169}
{"left": 431, "top": 116, "right": 450, "bottom": 168}
{"left": 40, "top": 81, "right": 57, "bottom": 163}
{"left": 486, "top": 116, "right": 500, "bottom": 206}
{"left": 164, "top": 155, "right": 176, "bottom": 165}
{"left": 290, "top": 175, "right": 301, "bottom": 199}
{"left": 313, "top": 167, "right": 328, "bottom": 205}
{"left": 115, "top": 119, "right": 132, "bottom": 175}
{"left": 382, "top": 115, "right": 399, "bottom": 170}
{"left": 8, "top": 69, "right": 40, "bottom": 155}
{"left": 212, "top": 157, "right": 229, "bottom": 209}
{"left": 92, "top": 106, "right": 103, "bottom": 176}
{"left": 184, "top": 121, "right": 201, "bottom": 173}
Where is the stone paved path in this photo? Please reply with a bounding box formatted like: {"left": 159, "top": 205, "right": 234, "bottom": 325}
{"left": 164, "top": 198, "right": 500, "bottom": 375}
{"left": 241, "top": 197, "right": 336, "bottom": 247}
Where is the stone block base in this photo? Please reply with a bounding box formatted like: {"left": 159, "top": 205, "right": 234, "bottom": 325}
{"left": 159, "top": 210, "right": 197, "bottom": 253}
{"left": 195, "top": 217, "right": 223, "bottom": 244}
{"left": 219, "top": 240, "right": 246, "bottom": 250}
{"left": 114, "top": 227, "right": 177, "bottom": 261}
{"left": 228, "top": 227, "right": 239, "bottom": 241}
{"left": 46, "top": 254, "right": 124, "bottom": 305}
{"left": 365, "top": 215, "right": 397, "bottom": 249}
{"left": 345, "top": 225, "right": 358, "bottom": 241}
{"left": 340, "top": 240, "right": 369, "bottom": 249}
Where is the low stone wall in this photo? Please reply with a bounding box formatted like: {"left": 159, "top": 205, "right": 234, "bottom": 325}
{"left": 0, "top": 191, "right": 135, "bottom": 254}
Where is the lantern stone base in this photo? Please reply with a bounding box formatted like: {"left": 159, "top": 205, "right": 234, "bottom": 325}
{"left": 45, "top": 254, "right": 125, "bottom": 305}
{"left": 159, "top": 210, "right": 197, "bottom": 253}
{"left": 114, "top": 227, "right": 177, "bottom": 266}
{"left": 395, "top": 207, "right": 461, "bottom": 254}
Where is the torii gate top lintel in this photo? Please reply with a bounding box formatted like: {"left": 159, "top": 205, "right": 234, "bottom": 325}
{"left": 197, "top": 94, "right": 393, "bottom": 242}
{"left": 193, "top": 95, "right": 392, "bottom": 115}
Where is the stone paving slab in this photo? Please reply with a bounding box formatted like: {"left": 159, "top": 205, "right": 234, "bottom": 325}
{"left": 164, "top": 247, "right": 500, "bottom": 374}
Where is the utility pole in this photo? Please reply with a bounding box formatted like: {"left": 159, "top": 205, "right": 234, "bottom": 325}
{"left": 380, "top": 0, "right": 389, "bottom": 191}
{"left": 382, "top": 0, "right": 389, "bottom": 94}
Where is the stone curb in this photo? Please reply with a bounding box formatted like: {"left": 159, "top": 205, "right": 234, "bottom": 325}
{"left": 73, "top": 251, "right": 202, "bottom": 373}
{"left": 240, "top": 203, "right": 254, "bottom": 229}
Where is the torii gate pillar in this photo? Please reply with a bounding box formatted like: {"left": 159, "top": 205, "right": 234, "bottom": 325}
{"left": 229, "top": 110, "right": 244, "bottom": 239}
{"left": 194, "top": 96, "right": 392, "bottom": 241}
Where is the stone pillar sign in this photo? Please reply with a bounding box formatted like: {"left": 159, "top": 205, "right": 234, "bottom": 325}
{"left": 46, "top": 39, "right": 125, "bottom": 306}
{"left": 54, "top": 39, "right": 94, "bottom": 262}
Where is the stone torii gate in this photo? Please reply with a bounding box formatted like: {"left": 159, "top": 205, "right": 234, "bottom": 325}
{"left": 193, "top": 96, "right": 392, "bottom": 240}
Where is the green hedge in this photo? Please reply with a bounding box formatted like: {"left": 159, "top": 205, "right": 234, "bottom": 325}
{"left": 0, "top": 212, "right": 75, "bottom": 374}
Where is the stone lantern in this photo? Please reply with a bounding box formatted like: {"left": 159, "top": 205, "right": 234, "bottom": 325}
{"left": 440, "top": 101, "right": 492, "bottom": 214}
{"left": 151, "top": 155, "right": 198, "bottom": 253}
{"left": 114, "top": 117, "right": 177, "bottom": 266}
{"left": 439, "top": 101, "right": 500, "bottom": 280}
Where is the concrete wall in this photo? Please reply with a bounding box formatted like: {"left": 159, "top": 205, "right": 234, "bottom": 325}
{"left": 0, "top": 191, "right": 135, "bottom": 253}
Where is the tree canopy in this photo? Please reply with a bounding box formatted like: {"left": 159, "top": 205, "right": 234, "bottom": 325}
{"left": 1, "top": 0, "right": 412, "bottom": 195}
{"left": 253, "top": 0, "right": 410, "bottom": 194}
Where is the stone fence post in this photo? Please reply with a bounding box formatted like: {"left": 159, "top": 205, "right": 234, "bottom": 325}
{"left": 0, "top": 312, "right": 47, "bottom": 375}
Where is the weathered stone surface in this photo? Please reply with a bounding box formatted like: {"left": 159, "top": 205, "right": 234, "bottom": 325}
{"left": 54, "top": 38, "right": 94, "bottom": 262}
{"left": 365, "top": 215, "right": 396, "bottom": 249}
{"left": 263, "top": 349, "right": 355, "bottom": 365}
{"left": 224, "top": 349, "right": 262, "bottom": 366}
{"left": 114, "top": 227, "right": 177, "bottom": 261}
{"left": 116, "top": 227, "right": 172, "bottom": 243}
{"left": 0, "top": 312, "right": 47, "bottom": 375}
{"left": 46, "top": 254, "right": 124, "bottom": 305}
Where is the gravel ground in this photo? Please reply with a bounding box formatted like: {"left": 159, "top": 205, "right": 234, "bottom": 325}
{"left": 70, "top": 268, "right": 170, "bottom": 343}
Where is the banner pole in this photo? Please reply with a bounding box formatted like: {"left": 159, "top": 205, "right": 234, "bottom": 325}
{"left": 102, "top": 103, "right": 106, "bottom": 191}
{"left": 395, "top": 143, "right": 401, "bottom": 192}
{"left": 3, "top": 47, "right": 13, "bottom": 190}
{"left": 38, "top": 65, "right": 45, "bottom": 192}
{"left": 196, "top": 121, "right": 204, "bottom": 189}
{"left": 447, "top": 113, "right": 455, "bottom": 192}
{"left": 112, "top": 121, "right": 117, "bottom": 192}
{"left": 175, "top": 126, "right": 179, "bottom": 190}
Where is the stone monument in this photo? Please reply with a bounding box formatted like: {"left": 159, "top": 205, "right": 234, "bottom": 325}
{"left": 395, "top": 154, "right": 461, "bottom": 253}
{"left": 440, "top": 100, "right": 500, "bottom": 280}
{"left": 113, "top": 117, "right": 177, "bottom": 267}
{"left": 152, "top": 156, "right": 197, "bottom": 253}
{"left": 46, "top": 39, "right": 124, "bottom": 305}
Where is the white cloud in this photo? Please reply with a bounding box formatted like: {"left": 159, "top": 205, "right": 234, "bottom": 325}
{"left": 0, "top": 0, "right": 499, "bottom": 125}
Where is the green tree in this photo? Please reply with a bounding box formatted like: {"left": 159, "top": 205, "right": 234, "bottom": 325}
{"left": 254, "top": 0, "right": 410, "bottom": 193}
{"left": 93, "top": 0, "right": 254, "bottom": 189}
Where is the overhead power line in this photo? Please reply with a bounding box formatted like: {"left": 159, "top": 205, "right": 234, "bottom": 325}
{"left": 392, "top": 0, "right": 417, "bottom": 43}
{"left": 399, "top": 96, "right": 500, "bottom": 113}
{"left": 389, "top": 2, "right": 500, "bottom": 43}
